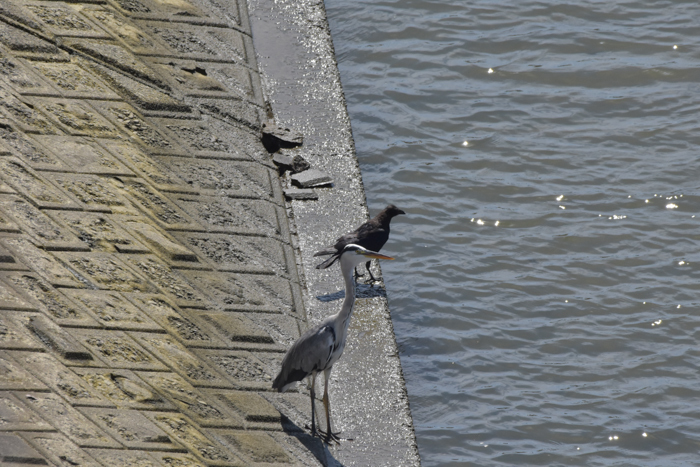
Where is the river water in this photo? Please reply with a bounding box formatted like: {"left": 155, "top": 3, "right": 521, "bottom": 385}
{"left": 324, "top": 1, "right": 700, "bottom": 465}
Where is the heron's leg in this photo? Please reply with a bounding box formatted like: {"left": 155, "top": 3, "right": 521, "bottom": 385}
{"left": 321, "top": 368, "right": 342, "bottom": 444}
{"left": 306, "top": 373, "right": 321, "bottom": 438}
{"left": 364, "top": 260, "right": 378, "bottom": 283}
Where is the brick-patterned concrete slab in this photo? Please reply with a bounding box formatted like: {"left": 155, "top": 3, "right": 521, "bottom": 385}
{"left": 136, "top": 371, "right": 244, "bottom": 429}
{"left": 55, "top": 252, "right": 157, "bottom": 293}
{"left": 194, "top": 349, "right": 273, "bottom": 391}
{"left": 76, "top": 369, "right": 176, "bottom": 412}
{"left": 11, "top": 351, "right": 114, "bottom": 407}
{"left": 183, "top": 233, "right": 294, "bottom": 277}
{"left": 27, "top": 96, "right": 122, "bottom": 138}
{"left": 0, "top": 314, "right": 44, "bottom": 351}
{"left": 34, "top": 135, "right": 132, "bottom": 175}
{"left": 2, "top": 238, "right": 87, "bottom": 288}
{"left": 29, "top": 58, "right": 121, "bottom": 99}
{"left": 19, "top": 391, "right": 121, "bottom": 447}
{"left": 84, "top": 448, "right": 168, "bottom": 467}
{"left": 212, "top": 430, "right": 293, "bottom": 466}
{"left": 68, "top": 329, "right": 167, "bottom": 371}
{"left": 180, "top": 269, "right": 294, "bottom": 313}
{"left": 131, "top": 332, "right": 231, "bottom": 388}
{"left": 0, "top": 196, "right": 87, "bottom": 251}
{"left": 18, "top": 432, "right": 101, "bottom": 467}
{"left": 0, "top": 87, "right": 59, "bottom": 134}
{"left": 152, "top": 156, "right": 273, "bottom": 198}
{"left": 25, "top": 314, "right": 94, "bottom": 360}
{"left": 0, "top": 126, "right": 65, "bottom": 171}
{"left": 49, "top": 211, "right": 149, "bottom": 253}
{"left": 0, "top": 53, "right": 57, "bottom": 97}
{"left": 23, "top": 2, "right": 112, "bottom": 39}
{"left": 63, "top": 289, "right": 161, "bottom": 331}
{"left": 66, "top": 38, "right": 168, "bottom": 88}
{"left": 145, "top": 412, "right": 245, "bottom": 466}
{"left": 0, "top": 432, "right": 50, "bottom": 465}
{"left": 121, "top": 254, "right": 210, "bottom": 308}
{"left": 0, "top": 276, "right": 37, "bottom": 310}
{"left": 0, "top": 351, "right": 48, "bottom": 391}
{"left": 216, "top": 390, "right": 282, "bottom": 424}
{"left": 80, "top": 407, "right": 181, "bottom": 451}
{"left": 96, "top": 138, "right": 195, "bottom": 194}
{"left": 138, "top": 22, "right": 248, "bottom": 64}
{"left": 0, "top": 157, "right": 81, "bottom": 210}
{"left": 0, "top": 392, "right": 54, "bottom": 431}
{"left": 124, "top": 293, "right": 229, "bottom": 348}
{"left": 174, "top": 195, "right": 284, "bottom": 237}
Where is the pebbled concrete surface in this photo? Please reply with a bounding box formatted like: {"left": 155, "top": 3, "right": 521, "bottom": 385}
{"left": 0, "top": 0, "right": 418, "bottom": 465}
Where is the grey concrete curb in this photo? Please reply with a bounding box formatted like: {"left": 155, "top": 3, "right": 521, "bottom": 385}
{"left": 247, "top": 0, "right": 422, "bottom": 465}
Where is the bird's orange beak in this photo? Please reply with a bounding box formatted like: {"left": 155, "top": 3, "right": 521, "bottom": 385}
{"left": 362, "top": 252, "right": 394, "bottom": 261}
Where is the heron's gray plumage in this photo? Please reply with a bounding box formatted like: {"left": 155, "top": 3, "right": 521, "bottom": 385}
{"left": 273, "top": 324, "right": 335, "bottom": 392}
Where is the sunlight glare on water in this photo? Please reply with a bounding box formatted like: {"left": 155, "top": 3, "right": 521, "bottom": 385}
{"left": 324, "top": 0, "right": 700, "bottom": 465}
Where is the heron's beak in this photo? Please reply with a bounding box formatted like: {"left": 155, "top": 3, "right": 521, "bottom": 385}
{"left": 361, "top": 251, "right": 394, "bottom": 261}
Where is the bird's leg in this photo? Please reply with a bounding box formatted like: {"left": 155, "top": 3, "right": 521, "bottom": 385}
{"left": 364, "top": 260, "right": 379, "bottom": 284}
{"left": 353, "top": 266, "right": 364, "bottom": 280}
{"left": 320, "top": 369, "right": 343, "bottom": 444}
{"left": 305, "top": 373, "right": 322, "bottom": 439}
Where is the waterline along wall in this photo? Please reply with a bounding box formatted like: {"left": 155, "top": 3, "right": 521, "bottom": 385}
{"left": 0, "top": 0, "right": 419, "bottom": 465}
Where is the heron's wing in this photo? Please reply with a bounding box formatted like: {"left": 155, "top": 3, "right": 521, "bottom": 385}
{"left": 273, "top": 324, "right": 335, "bottom": 392}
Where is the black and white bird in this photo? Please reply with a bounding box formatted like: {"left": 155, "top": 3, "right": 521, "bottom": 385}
{"left": 272, "top": 244, "right": 394, "bottom": 443}
{"left": 314, "top": 204, "right": 405, "bottom": 282}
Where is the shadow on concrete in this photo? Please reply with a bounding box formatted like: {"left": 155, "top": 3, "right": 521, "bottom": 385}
{"left": 316, "top": 283, "right": 387, "bottom": 302}
{"left": 282, "top": 415, "right": 344, "bottom": 466}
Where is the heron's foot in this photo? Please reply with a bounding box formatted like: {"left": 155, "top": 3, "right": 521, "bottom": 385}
{"left": 320, "top": 429, "right": 351, "bottom": 445}
{"left": 304, "top": 424, "right": 324, "bottom": 440}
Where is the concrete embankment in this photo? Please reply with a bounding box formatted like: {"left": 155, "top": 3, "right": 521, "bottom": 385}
{"left": 0, "top": 0, "right": 419, "bottom": 465}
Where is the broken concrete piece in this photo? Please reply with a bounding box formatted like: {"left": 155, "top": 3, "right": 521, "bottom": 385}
{"left": 261, "top": 120, "right": 303, "bottom": 152}
{"left": 272, "top": 152, "right": 310, "bottom": 174}
{"left": 283, "top": 188, "right": 318, "bottom": 200}
{"left": 290, "top": 169, "right": 333, "bottom": 188}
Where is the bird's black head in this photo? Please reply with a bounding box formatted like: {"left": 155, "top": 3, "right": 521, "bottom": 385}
{"left": 385, "top": 204, "right": 406, "bottom": 217}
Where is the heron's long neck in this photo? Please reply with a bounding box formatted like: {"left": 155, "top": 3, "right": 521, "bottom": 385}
{"left": 338, "top": 258, "right": 357, "bottom": 323}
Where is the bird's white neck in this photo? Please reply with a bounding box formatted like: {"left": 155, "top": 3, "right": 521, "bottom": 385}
{"left": 337, "top": 255, "right": 359, "bottom": 323}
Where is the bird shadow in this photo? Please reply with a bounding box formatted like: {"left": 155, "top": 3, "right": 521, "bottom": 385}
{"left": 316, "top": 283, "right": 387, "bottom": 302}
{"left": 281, "top": 415, "right": 344, "bottom": 466}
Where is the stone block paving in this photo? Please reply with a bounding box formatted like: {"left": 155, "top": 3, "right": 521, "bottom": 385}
{"left": 0, "top": 0, "right": 322, "bottom": 465}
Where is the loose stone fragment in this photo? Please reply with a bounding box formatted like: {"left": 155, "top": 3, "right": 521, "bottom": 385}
{"left": 283, "top": 188, "right": 318, "bottom": 200}
{"left": 261, "top": 120, "right": 303, "bottom": 152}
{"left": 290, "top": 169, "right": 333, "bottom": 188}
{"left": 272, "top": 151, "right": 310, "bottom": 173}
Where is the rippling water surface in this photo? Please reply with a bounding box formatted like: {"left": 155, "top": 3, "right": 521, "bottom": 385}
{"left": 324, "top": 0, "right": 700, "bottom": 465}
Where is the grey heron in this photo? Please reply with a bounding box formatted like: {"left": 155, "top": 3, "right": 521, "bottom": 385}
{"left": 273, "top": 244, "right": 394, "bottom": 443}
{"left": 314, "top": 204, "right": 405, "bottom": 282}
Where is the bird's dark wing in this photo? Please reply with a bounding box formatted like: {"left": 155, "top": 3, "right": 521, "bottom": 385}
{"left": 353, "top": 223, "right": 389, "bottom": 252}
{"left": 315, "top": 253, "right": 340, "bottom": 270}
{"left": 272, "top": 324, "right": 335, "bottom": 392}
{"left": 313, "top": 247, "right": 338, "bottom": 257}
